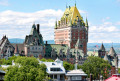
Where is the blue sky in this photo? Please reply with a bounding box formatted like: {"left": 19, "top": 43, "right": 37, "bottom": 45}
{"left": 0, "top": 0, "right": 120, "bottom": 43}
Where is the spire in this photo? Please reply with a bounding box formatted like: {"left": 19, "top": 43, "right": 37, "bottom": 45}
{"left": 55, "top": 20, "right": 57, "bottom": 29}
{"left": 32, "top": 24, "right": 36, "bottom": 28}
{"left": 30, "top": 24, "right": 37, "bottom": 35}
{"left": 75, "top": 0, "right": 76, "bottom": 7}
{"left": 14, "top": 44, "right": 19, "bottom": 54}
{"left": 99, "top": 43, "right": 105, "bottom": 51}
{"left": 104, "top": 53, "right": 108, "bottom": 61}
{"left": 108, "top": 46, "right": 116, "bottom": 57}
{"left": 85, "top": 17, "right": 88, "bottom": 27}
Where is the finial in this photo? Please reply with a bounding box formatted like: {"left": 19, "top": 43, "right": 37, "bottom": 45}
{"left": 75, "top": 0, "right": 76, "bottom": 7}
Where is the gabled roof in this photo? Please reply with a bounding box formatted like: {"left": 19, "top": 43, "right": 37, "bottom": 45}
{"left": 99, "top": 43, "right": 105, "bottom": 51}
{"left": 108, "top": 47, "right": 116, "bottom": 57}
{"left": 66, "top": 69, "right": 87, "bottom": 76}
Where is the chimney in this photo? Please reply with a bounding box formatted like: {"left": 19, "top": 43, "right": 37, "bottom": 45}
{"left": 37, "top": 24, "right": 40, "bottom": 34}
{"left": 46, "top": 41, "right": 48, "bottom": 45}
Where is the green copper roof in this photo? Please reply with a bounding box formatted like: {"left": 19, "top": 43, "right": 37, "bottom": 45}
{"left": 45, "top": 44, "right": 84, "bottom": 57}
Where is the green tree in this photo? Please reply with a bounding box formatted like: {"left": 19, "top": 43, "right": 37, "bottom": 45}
{"left": 81, "top": 56, "right": 111, "bottom": 79}
{"left": 4, "top": 57, "right": 48, "bottom": 81}
{"left": 63, "top": 61, "right": 74, "bottom": 70}
{"left": 118, "top": 68, "right": 120, "bottom": 74}
{"left": 0, "top": 56, "right": 17, "bottom": 65}
{"left": 40, "top": 58, "right": 54, "bottom": 62}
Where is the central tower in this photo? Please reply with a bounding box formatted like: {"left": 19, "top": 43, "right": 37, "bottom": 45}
{"left": 54, "top": 5, "right": 89, "bottom": 54}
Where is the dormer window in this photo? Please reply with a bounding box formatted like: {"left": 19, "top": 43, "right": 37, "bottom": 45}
{"left": 50, "top": 68, "right": 61, "bottom": 71}
{"left": 52, "top": 63, "right": 55, "bottom": 65}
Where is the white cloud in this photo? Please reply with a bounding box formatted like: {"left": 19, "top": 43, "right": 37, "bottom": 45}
{"left": 0, "top": 0, "right": 9, "bottom": 6}
{"left": 79, "top": 10, "right": 87, "bottom": 14}
{"left": 0, "top": 9, "right": 64, "bottom": 40}
{"left": 117, "top": 0, "right": 120, "bottom": 2}
{"left": 116, "top": 21, "right": 120, "bottom": 25}
{"left": 0, "top": 9, "right": 120, "bottom": 43}
{"left": 89, "top": 21, "right": 120, "bottom": 43}
{"left": 102, "top": 17, "right": 110, "bottom": 22}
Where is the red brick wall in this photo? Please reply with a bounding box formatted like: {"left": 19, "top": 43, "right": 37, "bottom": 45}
{"left": 55, "top": 27, "right": 88, "bottom": 55}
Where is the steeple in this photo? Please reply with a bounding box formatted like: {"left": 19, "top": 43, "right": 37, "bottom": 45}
{"left": 104, "top": 53, "right": 108, "bottom": 61}
{"left": 30, "top": 24, "right": 37, "bottom": 35}
{"left": 99, "top": 43, "right": 105, "bottom": 51}
{"left": 32, "top": 24, "right": 36, "bottom": 28}
{"left": 85, "top": 17, "right": 88, "bottom": 27}
{"left": 75, "top": 0, "right": 76, "bottom": 7}
{"left": 108, "top": 46, "right": 116, "bottom": 57}
{"left": 14, "top": 44, "right": 19, "bottom": 55}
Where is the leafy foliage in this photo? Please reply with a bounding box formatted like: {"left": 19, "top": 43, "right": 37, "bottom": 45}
{"left": 63, "top": 61, "right": 74, "bottom": 70}
{"left": 0, "top": 56, "right": 17, "bottom": 65}
{"left": 81, "top": 56, "right": 111, "bottom": 79}
{"left": 40, "top": 58, "right": 54, "bottom": 62}
{"left": 4, "top": 57, "right": 48, "bottom": 81}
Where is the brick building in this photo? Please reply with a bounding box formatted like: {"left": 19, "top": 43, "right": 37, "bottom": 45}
{"left": 99, "top": 44, "right": 118, "bottom": 76}
{"left": 54, "top": 4, "right": 89, "bottom": 55}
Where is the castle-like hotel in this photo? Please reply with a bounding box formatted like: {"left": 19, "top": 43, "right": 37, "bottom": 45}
{"left": 0, "top": 5, "right": 118, "bottom": 73}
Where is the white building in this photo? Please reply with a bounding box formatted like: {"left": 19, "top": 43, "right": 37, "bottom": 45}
{"left": 39, "top": 58, "right": 66, "bottom": 81}
{"left": 66, "top": 69, "right": 87, "bottom": 81}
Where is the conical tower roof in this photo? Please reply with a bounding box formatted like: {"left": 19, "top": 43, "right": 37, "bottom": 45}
{"left": 85, "top": 17, "right": 88, "bottom": 27}
{"left": 108, "top": 47, "right": 116, "bottom": 57}
{"left": 104, "top": 53, "right": 108, "bottom": 61}
{"left": 30, "top": 24, "right": 37, "bottom": 35}
{"left": 14, "top": 44, "right": 19, "bottom": 54}
{"left": 99, "top": 43, "right": 105, "bottom": 51}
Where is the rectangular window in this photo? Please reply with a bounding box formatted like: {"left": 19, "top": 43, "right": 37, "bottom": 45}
{"left": 54, "top": 75, "right": 57, "bottom": 79}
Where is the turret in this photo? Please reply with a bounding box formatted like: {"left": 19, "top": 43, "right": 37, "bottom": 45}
{"left": 14, "top": 44, "right": 19, "bottom": 56}
{"left": 108, "top": 46, "right": 116, "bottom": 57}
{"left": 85, "top": 17, "right": 88, "bottom": 27}
{"left": 99, "top": 43, "right": 105, "bottom": 51}
{"left": 55, "top": 21, "right": 57, "bottom": 29}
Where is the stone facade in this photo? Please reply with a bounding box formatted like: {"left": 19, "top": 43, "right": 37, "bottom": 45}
{"left": 54, "top": 5, "right": 88, "bottom": 55}
{"left": 24, "top": 24, "right": 44, "bottom": 58}
{"left": 0, "top": 36, "right": 14, "bottom": 59}
{"left": 98, "top": 43, "right": 118, "bottom": 76}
